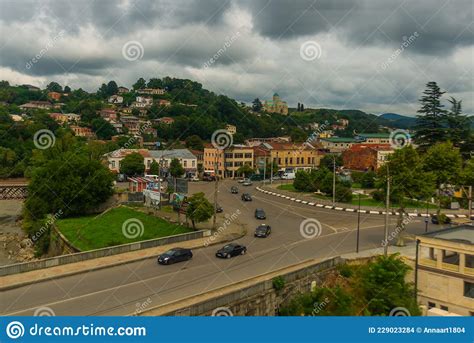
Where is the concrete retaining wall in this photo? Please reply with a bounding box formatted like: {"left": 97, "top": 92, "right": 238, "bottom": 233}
{"left": 0, "top": 230, "right": 210, "bottom": 277}
{"left": 140, "top": 256, "right": 344, "bottom": 316}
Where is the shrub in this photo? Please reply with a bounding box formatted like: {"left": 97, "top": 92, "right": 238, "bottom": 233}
{"left": 272, "top": 276, "right": 286, "bottom": 291}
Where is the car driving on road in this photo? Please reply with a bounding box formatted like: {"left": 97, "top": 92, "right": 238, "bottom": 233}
{"left": 243, "top": 180, "right": 253, "bottom": 186}
{"left": 231, "top": 186, "right": 239, "bottom": 194}
{"left": 216, "top": 204, "right": 223, "bottom": 213}
{"left": 241, "top": 193, "right": 252, "bottom": 201}
{"left": 255, "top": 208, "right": 266, "bottom": 219}
{"left": 254, "top": 224, "right": 271, "bottom": 238}
{"left": 215, "top": 243, "right": 247, "bottom": 258}
{"left": 158, "top": 248, "right": 193, "bottom": 265}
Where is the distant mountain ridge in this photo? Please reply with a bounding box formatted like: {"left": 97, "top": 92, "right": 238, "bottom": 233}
{"left": 378, "top": 113, "right": 417, "bottom": 129}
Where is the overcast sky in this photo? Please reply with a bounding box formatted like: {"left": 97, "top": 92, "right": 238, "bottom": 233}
{"left": 0, "top": 0, "right": 472, "bottom": 115}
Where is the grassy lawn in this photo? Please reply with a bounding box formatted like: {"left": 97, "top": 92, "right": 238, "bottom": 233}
{"left": 57, "top": 206, "right": 192, "bottom": 251}
{"left": 276, "top": 183, "right": 437, "bottom": 209}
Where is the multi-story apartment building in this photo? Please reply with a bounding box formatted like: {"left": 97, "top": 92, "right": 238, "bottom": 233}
{"left": 203, "top": 145, "right": 253, "bottom": 178}
{"left": 342, "top": 144, "right": 394, "bottom": 171}
{"left": 320, "top": 137, "right": 358, "bottom": 153}
{"left": 137, "top": 88, "right": 166, "bottom": 95}
{"left": 358, "top": 133, "right": 391, "bottom": 145}
{"left": 266, "top": 142, "right": 322, "bottom": 172}
{"left": 416, "top": 225, "right": 474, "bottom": 316}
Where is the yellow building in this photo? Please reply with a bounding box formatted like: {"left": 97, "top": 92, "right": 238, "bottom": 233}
{"left": 254, "top": 142, "right": 321, "bottom": 171}
{"left": 203, "top": 145, "right": 254, "bottom": 178}
{"left": 416, "top": 225, "right": 474, "bottom": 316}
{"left": 264, "top": 93, "right": 288, "bottom": 115}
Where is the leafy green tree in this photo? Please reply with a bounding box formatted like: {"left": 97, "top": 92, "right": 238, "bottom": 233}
{"left": 462, "top": 158, "right": 474, "bottom": 187}
{"left": 149, "top": 160, "right": 160, "bottom": 175}
{"left": 252, "top": 98, "right": 263, "bottom": 112}
{"left": 169, "top": 158, "right": 185, "bottom": 178}
{"left": 120, "top": 152, "right": 145, "bottom": 176}
{"left": 414, "top": 81, "right": 447, "bottom": 150}
{"left": 445, "top": 97, "right": 471, "bottom": 148}
{"left": 186, "top": 192, "right": 214, "bottom": 229}
{"left": 132, "top": 78, "right": 146, "bottom": 91}
{"left": 46, "top": 81, "right": 62, "bottom": 93}
{"left": 320, "top": 154, "right": 343, "bottom": 169}
{"left": 64, "top": 85, "right": 71, "bottom": 93}
{"left": 294, "top": 170, "right": 311, "bottom": 191}
{"left": 106, "top": 81, "right": 118, "bottom": 96}
{"left": 236, "top": 164, "right": 254, "bottom": 177}
{"left": 360, "top": 171, "right": 376, "bottom": 188}
{"left": 423, "top": 142, "right": 462, "bottom": 189}
{"left": 91, "top": 117, "right": 116, "bottom": 140}
{"left": 185, "top": 135, "right": 204, "bottom": 150}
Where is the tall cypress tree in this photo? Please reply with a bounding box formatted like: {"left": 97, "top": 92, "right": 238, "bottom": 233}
{"left": 446, "top": 97, "right": 470, "bottom": 148}
{"left": 414, "top": 81, "right": 446, "bottom": 150}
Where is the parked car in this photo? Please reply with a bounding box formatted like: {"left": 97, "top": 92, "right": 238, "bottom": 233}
{"left": 254, "top": 224, "right": 271, "bottom": 238}
{"left": 237, "top": 178, "right": 246, "bottom": 183}
{"left": 281, "top": 172, "right": 296, "bottom": 180}
{"left": 215, "top": 243, "right": 247, "bottom": 259}
{"left": 431, "top": 214, "right": 452, "bottom": 225}
{"left": 216, "top": 204, "right": 223, "bottom": 213}
{"left": 157, "top": 248, "right": 193, "bottom": 265}
{"left": 241, "top": 193, "right": 252, "bottom": 201}
{"left": 231, "top": 186, "right": 239, "bottom": 194}
{"left": 249, "top": 174, "right": 264, "bottom": 181}
{"left": 189, "top": 175, "right": 200, "bottom": 182}
{"left": 255, "top": 208, "right": 266, "bottom": 219}
{"left": 243, "top": 180, "right": 253, "bottom": 186}
{"left": 202, "top": 174, "right": 216, "bottom": 181}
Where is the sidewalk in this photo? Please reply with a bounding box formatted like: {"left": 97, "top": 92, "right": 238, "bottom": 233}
{"left": 258, "top": 183, "right": 472, "bottom": 219}
{"left": 0, "top": 223, "right": 246, "bottom": 291}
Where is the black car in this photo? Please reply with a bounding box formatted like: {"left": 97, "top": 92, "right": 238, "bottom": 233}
{"left": 157, "top": 248, "right": 193, "bottom": 265}
{"left": 241, "top": 193, "right": 252, "bottom": 201}
{"left": 216, "top": 243, "right": 247, "bottom": 259}
{"left": 216, "top": 204, "right": 223, "bottom": 213}
{"left": 431, "top": 215, "right": 452, "bottom": 225}
{"left": 255, "top": 208, "right": 266, "bottom": 219}
{"left": 231, "top": 186, "right": 239, "bottom": 194}
{"left": 254, "top": 224, "right": 271, "bottom": 238}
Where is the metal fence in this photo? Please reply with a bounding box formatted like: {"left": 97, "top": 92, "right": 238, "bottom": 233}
{"left": 1, "top": 230, "right": 209, "bottom": 277}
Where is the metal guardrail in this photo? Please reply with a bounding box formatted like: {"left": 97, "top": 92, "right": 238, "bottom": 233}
{"left": 0, "top": 230, "right": 209, "bottom": 277}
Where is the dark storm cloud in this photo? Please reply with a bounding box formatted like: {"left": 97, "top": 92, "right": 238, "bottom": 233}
{"left": 243, "top": 0, "right": 473, "bottom": 54}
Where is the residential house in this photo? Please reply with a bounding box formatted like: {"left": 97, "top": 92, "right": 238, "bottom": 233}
{"left": 342, "top": 144, "right": 394, "bottom": 171}
{"left": 108, "top": 95, "right": 124, "bottom": 104}
{"left": 245, "top": 136, "right": 291, "bottom": 147}
{"left": 70, "top": 125, "right": 94, "bottom": 138}
{"left": 22, "top": 84, "right": 40, "bottom": 92}
{"left": 118, "top": 86, "right": 129, "bottom": 94}
{"left": 47, "top": 91, "right": 61, "bottom": 101}
{"left": 100, "top": 109, "right": 118, "bottom": 121}
{"left": 19, "top": 101, "right": 53, "bottom": 110}
{"left": 10, "top": 114, "right": 23, "bottom": 122}
{"left": 158, "top": 99, "right": 171, "bottom": 107}
{"left": 49, "top": 112, "right": 80, "bottom": 124}
{"left": 416, "top": 225, "right": 474, "bottom": 316}
{"left": 120, "top": 115, "right": 140, "bottom": 135}
{"left": 157, "top": 117, "right": 175, "bottom": 125}
{"left": 137, "top": 88, "right": 166, "bottom": 95}
{"left": 226, "top": 124, "right": 237, "bottom": 135}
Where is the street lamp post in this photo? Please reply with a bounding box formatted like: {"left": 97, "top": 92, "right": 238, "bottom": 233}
{"left": 332, "top": 155, "right": 336, "bottom": 207}
{"left": 383, "top": 165, "right": 390, "bottom": 256}
{"left": 425, "top": 201, "right": 429, "bottom": 233}
{"left": 356, "top": 192, "right": 361, "bottom": 253}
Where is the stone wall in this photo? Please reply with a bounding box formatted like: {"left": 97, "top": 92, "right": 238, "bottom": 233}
{"left": 140, "top": 257, "right": 344, "bottom": 316}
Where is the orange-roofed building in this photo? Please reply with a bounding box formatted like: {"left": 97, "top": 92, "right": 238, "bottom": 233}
{"left": 342, "top": 144, "right": 394, "bottom": 171}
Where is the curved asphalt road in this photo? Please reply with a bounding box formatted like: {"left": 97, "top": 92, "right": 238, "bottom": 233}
{"left": 1, "top": 180, "right": 432, "bottom": 316}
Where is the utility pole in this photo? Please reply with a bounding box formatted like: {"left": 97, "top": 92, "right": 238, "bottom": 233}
{"left": 270, "top": 153, "right": 273, "bottom": 184}
{"left": 213, "top": 157, "right": 218, "bottom": 229}
{"left": 332, "top": 155, "right": 336, "bottom": 207}
{"left": 384, "top": 165, "right": 390, "bottom": 256}
{"left": 469, "top": 186, "right": 473, "bottom": 221}
{"left": 425, "top": 201, "right": 429, "bottom": 233}
{"left": 263, "top": 152, "right": 266, "bottom": 184}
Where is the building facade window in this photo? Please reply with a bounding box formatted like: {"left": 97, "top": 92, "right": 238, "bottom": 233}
{"left": 464, "top": 282, "right": 474, "bottom": 298}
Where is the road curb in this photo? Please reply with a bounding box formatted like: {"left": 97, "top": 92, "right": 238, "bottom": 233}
{"left": 256, "top": 187, "right": 473, "bottom": 219}
{"left": 0, "top": 230, "right": 246, "bottom": 292}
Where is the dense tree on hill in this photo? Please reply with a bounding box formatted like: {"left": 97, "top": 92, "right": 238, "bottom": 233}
{"left": 64, "top": 85, "right": 71, "bottom": 93}
{"left": 185, "top": 135, "right": 204, "bottom": 150}
{"left": 91, "top": 117, "right": 117, "bottom": 140}
{"left": 414, "top": 81, "right": 447, "bottom": 150}
{"left": 132, "top": 77, "right": 146, "bottom": 90}
{"left": 423, "top": 142, "right": 462, "bottom": 190}
{"left": 147, "top": 78, "right": 163, "bottom": 89}
{"left": 252, "top": 98, "right": 263, "bottom": 112}
{"left": 46, "top": 81, "right": 62, "bottom": 93}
